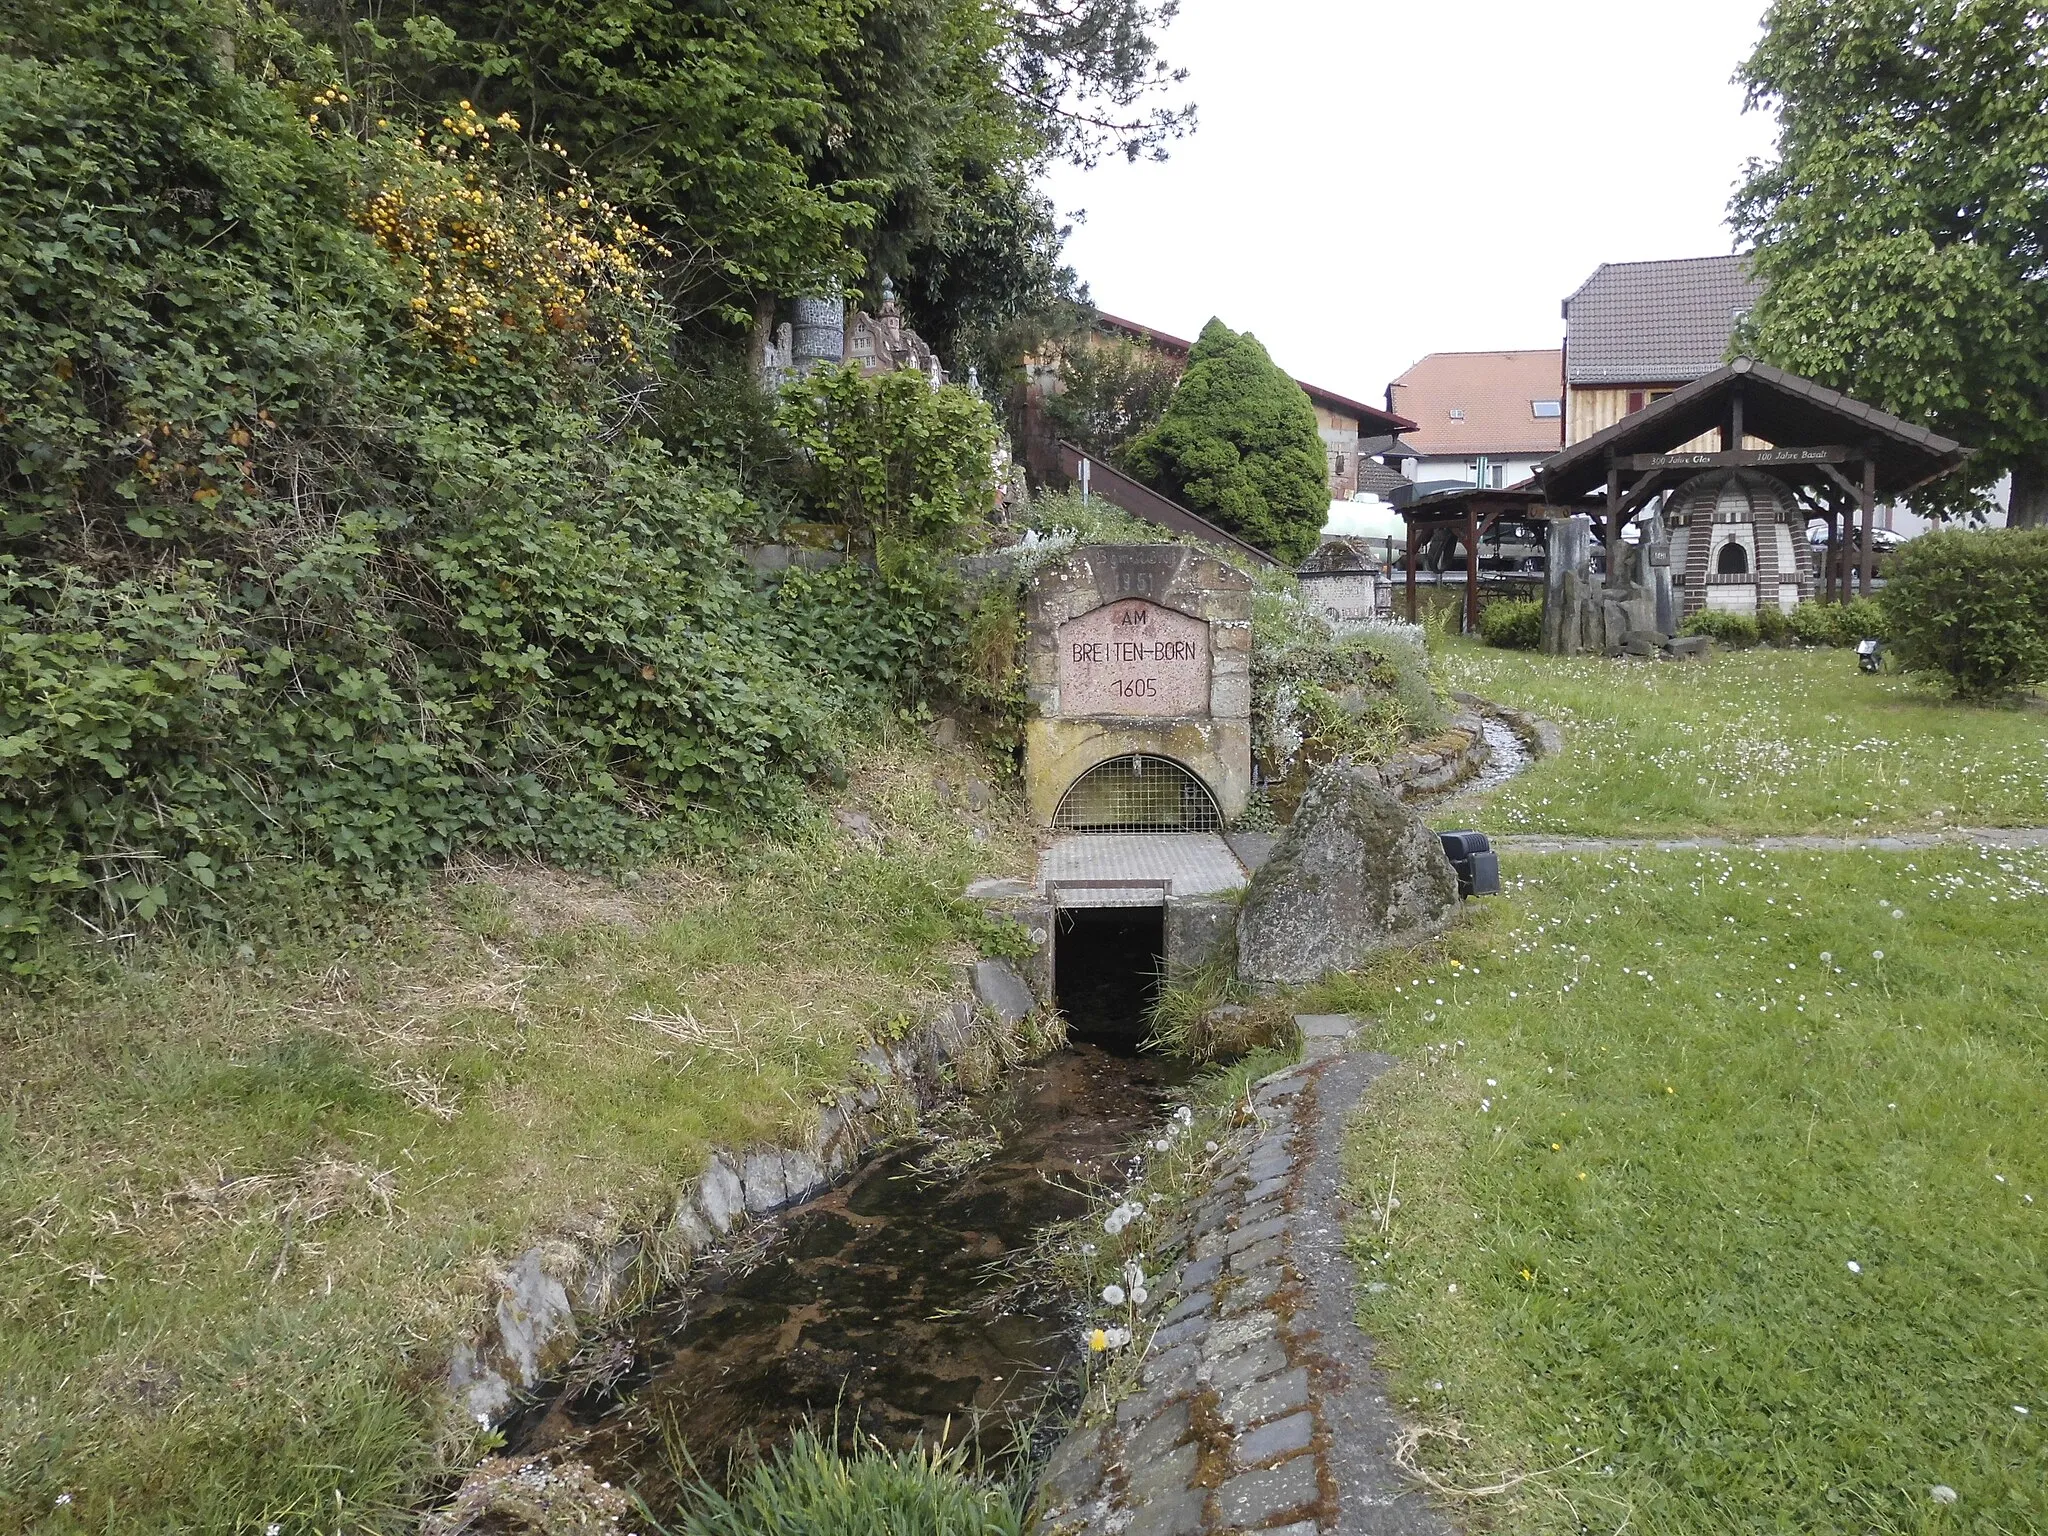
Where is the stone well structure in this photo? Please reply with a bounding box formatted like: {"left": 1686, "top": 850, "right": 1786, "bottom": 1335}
{"left": 1023, "top": 545, "right": 1254, "bottom": 828}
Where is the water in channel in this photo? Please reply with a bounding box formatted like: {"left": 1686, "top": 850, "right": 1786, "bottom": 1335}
{"left": 504, "top": 1038, "right": 1184, "bottom": 1504}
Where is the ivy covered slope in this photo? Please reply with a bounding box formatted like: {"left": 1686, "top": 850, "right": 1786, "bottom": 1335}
{"left": 0, "top": 0, "right": 1007, "bottom": 973}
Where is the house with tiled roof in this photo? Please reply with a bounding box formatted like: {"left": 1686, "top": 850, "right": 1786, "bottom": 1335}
{"left": 1562, "top": 255, "right": 1763, "bottom": 446}
{"left": 1384, "top": 350, "right": 1564, "bottom": 492}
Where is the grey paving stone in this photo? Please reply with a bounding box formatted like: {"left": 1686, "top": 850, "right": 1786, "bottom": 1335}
{"left": 1295, "top": 1012, "right": 1359, "bottom": 1040}
{"left": 1236, "top": 1198, "right": 1285, "bottom": 1229}
{"left": 1162, "top": 1290, "right": 1212, "bottom": 1326}
{"left": 1151, "top": 1312, "right": 1209, "bottom": 1354}
{"left": 1205, "top": 1337, "right": 1289, "bottom": 1392}
{"left": 1246, "top": 1158, "right": 1291, "bottom": 1186}
{"left": 1204, "top": 1309, "right": 1278, "bottom": 1355}
{"left": 1120, "top": 1483, "right": 1207, "bottom": 1536}
{"left": 1262, "top": 1521, "right": 1321, "bottom": 1536}
{"left": 1194, "top": 1229, "right": 1228, "bottom": 1262}
{"left": 1141, "top": 1344, "right": 1199, "bottom": 1390}
{"left": 1235, "top": 1410, "right": 1314, "bottom": 1467}
{"left": 1229, "top": 1236, "right": 1284, "bottom": 1273}
{"left": 1227, "top": 1216, "right": 1291, "bottom": 1254}
{"left": 1038, "top": 1444, "right": 1104, "bottom": 1509}
{"left": 1122, "top": 1440, "right": 1198, "bottom": 1506}
{"left": 1222, "top": 1366, "right": 1310, "bottom": 1428}
{"left": 1247, "top": 1175, "right": 1291, "bottom": 1204}
{"left": 1116, "top": 1386, "right": 1170, "bottom": 1429}
{"left": 1219, "top": 1270, "right": 1281, "bottom": 1313}
{"left": 1179, "top": 1255, "right": 1223, "bottom": 1290}
{"left": 1122, "top": 1398, "right": 1191, "bottom": 1469}
{"left": 1215, "top": 1457, "right": 1319, "bottom": 1530}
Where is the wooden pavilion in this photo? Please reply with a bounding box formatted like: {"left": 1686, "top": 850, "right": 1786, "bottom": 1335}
{"left": 1536, "top": 358, "right": 1970, "bottom": 604}
{"left": 1398, "top": 486, "right": 1557, "bottom": 631}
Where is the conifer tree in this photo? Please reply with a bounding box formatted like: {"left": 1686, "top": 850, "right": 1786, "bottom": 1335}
{"left": 1123, "top": 319, "right": 1328, "bottom": 562}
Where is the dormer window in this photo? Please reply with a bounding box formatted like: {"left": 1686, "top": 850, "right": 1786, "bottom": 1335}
{"left": 1449, "top": 408, "right": 1465, "bottom": 420}
{"left": 1532, "top": 399, "right": 1561, "bottom": 419}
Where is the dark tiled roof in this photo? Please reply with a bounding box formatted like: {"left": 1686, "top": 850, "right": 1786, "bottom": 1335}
{"left": 1355, "top": 459, "right": 1412, "bottom": 498}
{"left": 1564, "top": 256, "right": 1764, "bottom": 386}
{"left": 1358, "top": 434, "right": 1422, "bottom": 461}
{"left": 1537, "top": 358, "right": 1970, "bottom": 503}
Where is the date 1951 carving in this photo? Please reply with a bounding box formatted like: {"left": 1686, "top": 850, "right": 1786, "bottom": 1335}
{"left": 1056, "top": 599, "right": 1210, "bottom": 718}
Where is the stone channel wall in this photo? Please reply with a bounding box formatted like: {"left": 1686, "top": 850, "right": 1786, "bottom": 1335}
{"left": 1033, "top": 1018, "right": 1449, "bottom": 1536}
{"left": 443, "top": 959, "right": 1044, "bottom": 1426}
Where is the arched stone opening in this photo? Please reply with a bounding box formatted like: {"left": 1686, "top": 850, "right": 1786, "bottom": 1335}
{"left": 1716, "top": 539, "right": 1751, "bottom": 575}
{"left": 1051, "top": 754, "right": 1223, "bottom": 835}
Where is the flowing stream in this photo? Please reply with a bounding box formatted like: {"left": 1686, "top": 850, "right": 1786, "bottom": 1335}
{"left": 498, "top": 709, "right": 1536, "bottom": 1505}
{"left": 503, "top": 1043, "right": 1183, "bottom": 1503}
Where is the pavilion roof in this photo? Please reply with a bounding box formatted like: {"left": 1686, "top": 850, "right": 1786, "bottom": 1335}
{"left": 1539, "top": 358, "right": 1969, "bottom": 503}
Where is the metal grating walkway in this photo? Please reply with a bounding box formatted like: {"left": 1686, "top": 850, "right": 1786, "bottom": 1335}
{"left": 1036, "top": 833, "right": 1249, "bottom": 908}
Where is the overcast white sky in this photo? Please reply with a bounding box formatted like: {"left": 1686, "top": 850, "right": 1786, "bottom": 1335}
{"left": 1038, "top": 0, "right": 1782, "bottom": 410}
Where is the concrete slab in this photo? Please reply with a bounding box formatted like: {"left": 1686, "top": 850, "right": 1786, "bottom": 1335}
{"left": 1037, "top": 833, "right": 1248, "bottom": 908}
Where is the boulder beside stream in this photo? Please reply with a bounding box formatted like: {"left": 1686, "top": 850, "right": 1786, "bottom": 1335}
{"left": 1235, "top": 763, "right": 1460, "bottom": 987}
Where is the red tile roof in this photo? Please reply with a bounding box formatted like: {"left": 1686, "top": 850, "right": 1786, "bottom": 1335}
{"left": 1094, "top": 313, "right": 1415, "bottom": 433}
{"left": 1385, "top": 350, "right": 1565, "bottom": 457}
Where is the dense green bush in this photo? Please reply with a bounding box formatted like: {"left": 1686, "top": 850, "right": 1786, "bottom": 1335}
{"left": 1122, "top": 320, "right": 1329, "bottom": 564}
{"left": 1788, "top": 597, "right": 1887, "bottom": 647}
{"left": 1679, "top": 610, "right": 1763, "bottom": 648}
{"left": 1883, "top": 527, "right": 2048, "bottom": 696}
{"left": 1479, "top": 597, "right": 1543, "bottom": 650}
{"left": 1754, "top": 604, "right": 1793, "bottom": 645}
{"left": 0, "top": 0, "right": 997, "bottom": 972}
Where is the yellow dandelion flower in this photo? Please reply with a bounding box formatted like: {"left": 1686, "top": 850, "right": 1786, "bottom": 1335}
{"left": 1088, "top": 1329, "right": 1108, "bottom": 1352}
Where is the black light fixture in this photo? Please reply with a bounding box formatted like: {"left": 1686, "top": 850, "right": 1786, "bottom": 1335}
{"left": 1438, "top": 831, "right": 1500, "bottom": 898}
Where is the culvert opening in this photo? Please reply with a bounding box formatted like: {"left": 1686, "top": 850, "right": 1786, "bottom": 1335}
{"left": 1054, "top": 905, "right": 1165, "bottom": 1053}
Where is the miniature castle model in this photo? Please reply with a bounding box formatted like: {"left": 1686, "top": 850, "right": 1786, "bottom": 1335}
{"left": 1663, "top": 467, "right": 1814, "bottom": 618}
{"left": 761, "top": 280, "right": 946, "bottom": 389}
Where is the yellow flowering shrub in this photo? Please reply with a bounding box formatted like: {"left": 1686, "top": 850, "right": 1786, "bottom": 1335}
{"left": 325, "top": 98, "right": 665, "bottom": 367}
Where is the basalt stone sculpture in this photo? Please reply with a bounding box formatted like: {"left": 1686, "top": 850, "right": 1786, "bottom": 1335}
{"left": 1235, "top": 763, "right": 1460, "bottom": 987}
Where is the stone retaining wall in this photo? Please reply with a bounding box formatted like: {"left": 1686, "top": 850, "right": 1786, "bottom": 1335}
{"left": 443, "top": 959, "right": 1044, "bottom": 1426}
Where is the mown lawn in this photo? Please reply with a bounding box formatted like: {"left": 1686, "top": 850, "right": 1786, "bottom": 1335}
{"left": 1435, "top": 642, "right": 2048, "bottom": 837}
{"left": 1318, "top": 844, "right": 2046, "bottom": 1534}
{"left": 0, "top": 743, "right": 1030, "bottom": 1535}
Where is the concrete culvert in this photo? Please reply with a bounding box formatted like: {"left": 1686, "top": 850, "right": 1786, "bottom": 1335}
{"left": 1054, "top": 905, "right": 1164, "bottom": 1052}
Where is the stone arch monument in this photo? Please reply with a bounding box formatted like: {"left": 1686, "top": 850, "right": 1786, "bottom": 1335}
{"left": 1022, "top": 545, "right": 1253, "bottom": 828}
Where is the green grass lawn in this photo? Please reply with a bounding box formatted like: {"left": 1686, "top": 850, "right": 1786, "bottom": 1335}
{"left": 1436, "top": 643, "right": 2048, "bottom": 837}
{"left": 0, "top": 743, "right": 1031, "bottom": 1535}
{"left": 1317, "top": 844, "right": 2046, "bottom": 1534}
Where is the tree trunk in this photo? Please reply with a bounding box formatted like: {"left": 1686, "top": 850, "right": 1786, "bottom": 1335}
{"left": 2009, "top": 457, "right": 2048, "bottom": 527}
{"left": 746, "top": 294, "right": 776, "bottom": 383}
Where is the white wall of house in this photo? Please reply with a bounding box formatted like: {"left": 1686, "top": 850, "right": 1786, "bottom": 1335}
{"left": 1402, "top": 453, "right": 1548, "bottom": 489}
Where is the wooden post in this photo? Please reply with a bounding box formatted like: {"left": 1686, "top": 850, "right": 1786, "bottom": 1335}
{"left": 1604, "top": 457, "right": 1621, "bottom": 589}
{"left": 1405, "top": 516, "right": 1418, "bottom": 623}
{"left": 1730, "top": 386, "right": 1745, "bottom": 451}
{"left": 1821, "top": 505, "right": 1839, "bottom": 603}
{"left": 1465, "top": 505, "right": 1481, "bottom": 634}
{"left": 1857, "top": 453, "right": 1878, "bottom": 598}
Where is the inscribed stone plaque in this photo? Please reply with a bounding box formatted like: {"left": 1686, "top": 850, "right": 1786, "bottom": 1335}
{"left": 1057, "top": 599, "right": 1210, "bottom": 717}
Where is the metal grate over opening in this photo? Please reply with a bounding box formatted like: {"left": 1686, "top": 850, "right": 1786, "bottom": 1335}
{"left": 1051, "top": 755, "right": 1223, "bottom": 835}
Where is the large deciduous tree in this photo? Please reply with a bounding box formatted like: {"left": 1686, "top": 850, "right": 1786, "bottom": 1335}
{"left": 1123, "top": 320, "right": 1328, "bottom": 563}
{"left": 1732, "top": 0, "right": 2048, "bottom": 524}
